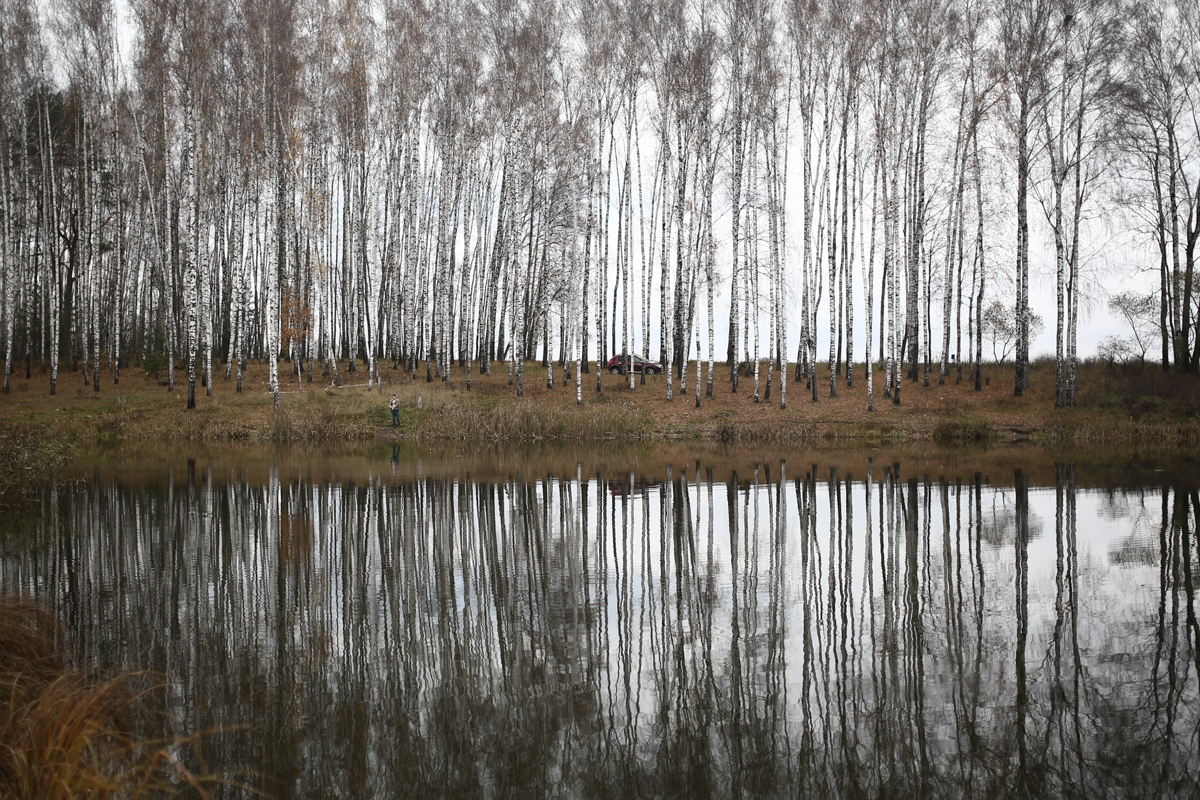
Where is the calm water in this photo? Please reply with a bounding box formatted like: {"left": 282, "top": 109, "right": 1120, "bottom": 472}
{"left": 1, "top": 446, "right": 1198, "bottom": 799}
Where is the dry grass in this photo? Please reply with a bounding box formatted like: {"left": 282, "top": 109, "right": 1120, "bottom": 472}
{"left": 411, "top": 401, "right": 653, "bottom": 441}
{"left": 0, "top": 421, "right": 75, "bottom": 505}
{"left": 2, "top": 355, "right": 1200, "bottom": 448}
{"left": 0, "top": 597, "right": 217, "bottom": 799}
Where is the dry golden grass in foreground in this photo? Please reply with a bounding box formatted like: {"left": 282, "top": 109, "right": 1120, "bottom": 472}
{"left": 0, "top": 597, "right": 217, "bottom": 799}
{"left": 2, "top": 355, "right": 1200, "bottom": 447}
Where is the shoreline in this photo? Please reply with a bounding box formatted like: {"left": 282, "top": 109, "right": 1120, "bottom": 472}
{"left": 3, "top": 359, "right": 1200, "bottom": 460}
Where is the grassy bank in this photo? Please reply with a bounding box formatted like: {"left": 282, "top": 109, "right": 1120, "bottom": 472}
{"left": 2, "top": 357, "right": 1200, "bottom": 456}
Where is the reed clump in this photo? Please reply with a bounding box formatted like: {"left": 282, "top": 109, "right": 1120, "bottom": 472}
{"left": 95, "top": 408, "right": 260, "bottom": 443}
{"left": 0, "top": 597, "right": 216, "bottom": 799}
{"left": 0, "top": 422, "right": 75, "bottom": 505}
{"left": 412, "top": 401, "right": 654, "bottom": 441}
{"left": 265, "top": 392, "right": 379, "bottom": 442}
{"left": 1037, "top": 419, "right": 1200, "bottom": 447}
{"left": 715, "top": 417, "right": 916, "bottom": 444}
{"left": 932, "top": 415, "right": 996, "bottom": 444}
{"left": 715, "top": 419, "right": 822, "bottom": 445}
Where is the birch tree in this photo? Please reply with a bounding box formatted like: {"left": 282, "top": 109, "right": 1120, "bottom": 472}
{"left": 999, "top": 0, "right": 1055, "bottom": 396}
{"left": 1117, "top": 0, "right": 1200, "bottom": 373}
{"left": 1037, "top": 0, "right": 1120, "bottom": 406}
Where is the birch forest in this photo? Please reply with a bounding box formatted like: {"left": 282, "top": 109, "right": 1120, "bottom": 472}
{"left": 0, "top": 0, "right": 1198, "bottom": 411}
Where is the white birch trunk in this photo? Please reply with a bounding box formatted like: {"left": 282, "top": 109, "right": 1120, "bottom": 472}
{"left": 659, "top": 116, "right": 672, "bottom": 401}
{"left": 183, "top": 101, "right": 199, "bottom": 410}
{"left": 823, "top": 82, "right": 837, "bottom": 400}
{"left": 704, "top": 122, "right": 715, "bottom": 402}
{"left": 865, "top": 152, "right": 879, "bottom": 412}
{"left": 1, "top": 160, "right": 11, "bottom": 395}
{"left": 973, "top": 132, "right": 985, "bottom": 392}
{"left": 202, "top": 197, "right": 214, "bottom": 397}
{"left": 268, "top": 125, "right": 281, "bottom": 409}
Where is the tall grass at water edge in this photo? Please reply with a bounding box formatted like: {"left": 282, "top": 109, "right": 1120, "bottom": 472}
{"left": 0, "top": 597, "right": 219, "bottom": 799}
{"left": 715, "top": 418, "right": 913, "bottom": 445}
{"left": 0, "top": 422, "right": 75, "bottom": 505}
{"left": 932, "top": 415, "right": 997, "bottom": 444}
{"left": 1035, "top": 419, "right": 1200, "bottom": 447}
{"left": 411, "top": 401, "right": 654, "bottom": 441}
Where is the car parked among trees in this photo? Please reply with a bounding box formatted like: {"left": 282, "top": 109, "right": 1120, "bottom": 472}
{"left": 607, "top": 355, "right": 663, "bottom": 375}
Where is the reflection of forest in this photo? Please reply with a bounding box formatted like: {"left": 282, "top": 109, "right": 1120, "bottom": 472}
{"left": 0, "top": 461, "right": 1196, "bottom": 799}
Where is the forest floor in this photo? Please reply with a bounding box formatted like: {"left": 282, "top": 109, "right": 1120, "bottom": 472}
{"left": 3, "top": 355, "right": 1200, "bottom": 450}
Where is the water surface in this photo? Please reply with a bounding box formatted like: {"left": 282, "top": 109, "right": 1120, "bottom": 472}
{"left": 1, "top": 445, "right": 1197, "bottom": 799}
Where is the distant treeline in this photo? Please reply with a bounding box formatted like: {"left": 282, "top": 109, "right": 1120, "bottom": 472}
{"left": 0, "top": 0, "right": 1197, "bottom": 409}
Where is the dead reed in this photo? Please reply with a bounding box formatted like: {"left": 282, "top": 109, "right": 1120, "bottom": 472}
{"left": 0, "top": 597, "right": 217, "bottom": 799}
{"left": 1036, "top": 419, "right": 1200, "bottom": 447}
{"left": 0, "top": 422, "right": 75, "bottom": 506}
{"left": 932, "top": 415, "right": 997, "bottom": 444}
{"left": 714, "top": 419, "right": 823, "bottom": 445}
{"left": 412, "top": 401, "right": 655, "bottom": 441}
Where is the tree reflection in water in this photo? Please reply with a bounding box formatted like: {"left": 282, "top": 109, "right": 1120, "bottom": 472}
{"left": 0, "top": 459, "right": 1196, "bottom": 799}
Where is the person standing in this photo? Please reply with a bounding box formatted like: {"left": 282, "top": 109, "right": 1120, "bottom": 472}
{"left": 389, "top": 394, "right": 399, "bottom": 428}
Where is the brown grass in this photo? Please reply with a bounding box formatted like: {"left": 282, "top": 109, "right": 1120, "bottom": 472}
{"left": 0, "top": 421, "right": 75, "bottom": 505}
{"left": 0, "top": 597, "right": 218, "bottom": 799}
{"left": 2, "top": 355, "right": 1199, "bottom": 448}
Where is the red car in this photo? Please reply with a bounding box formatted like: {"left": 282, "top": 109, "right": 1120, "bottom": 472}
{"left": 607, "top": 354, "right": 663, "bottom": 375}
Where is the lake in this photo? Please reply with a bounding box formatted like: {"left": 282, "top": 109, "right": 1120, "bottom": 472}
{"left": 1, "top": 443, "right": 1197, "bottom": 799}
